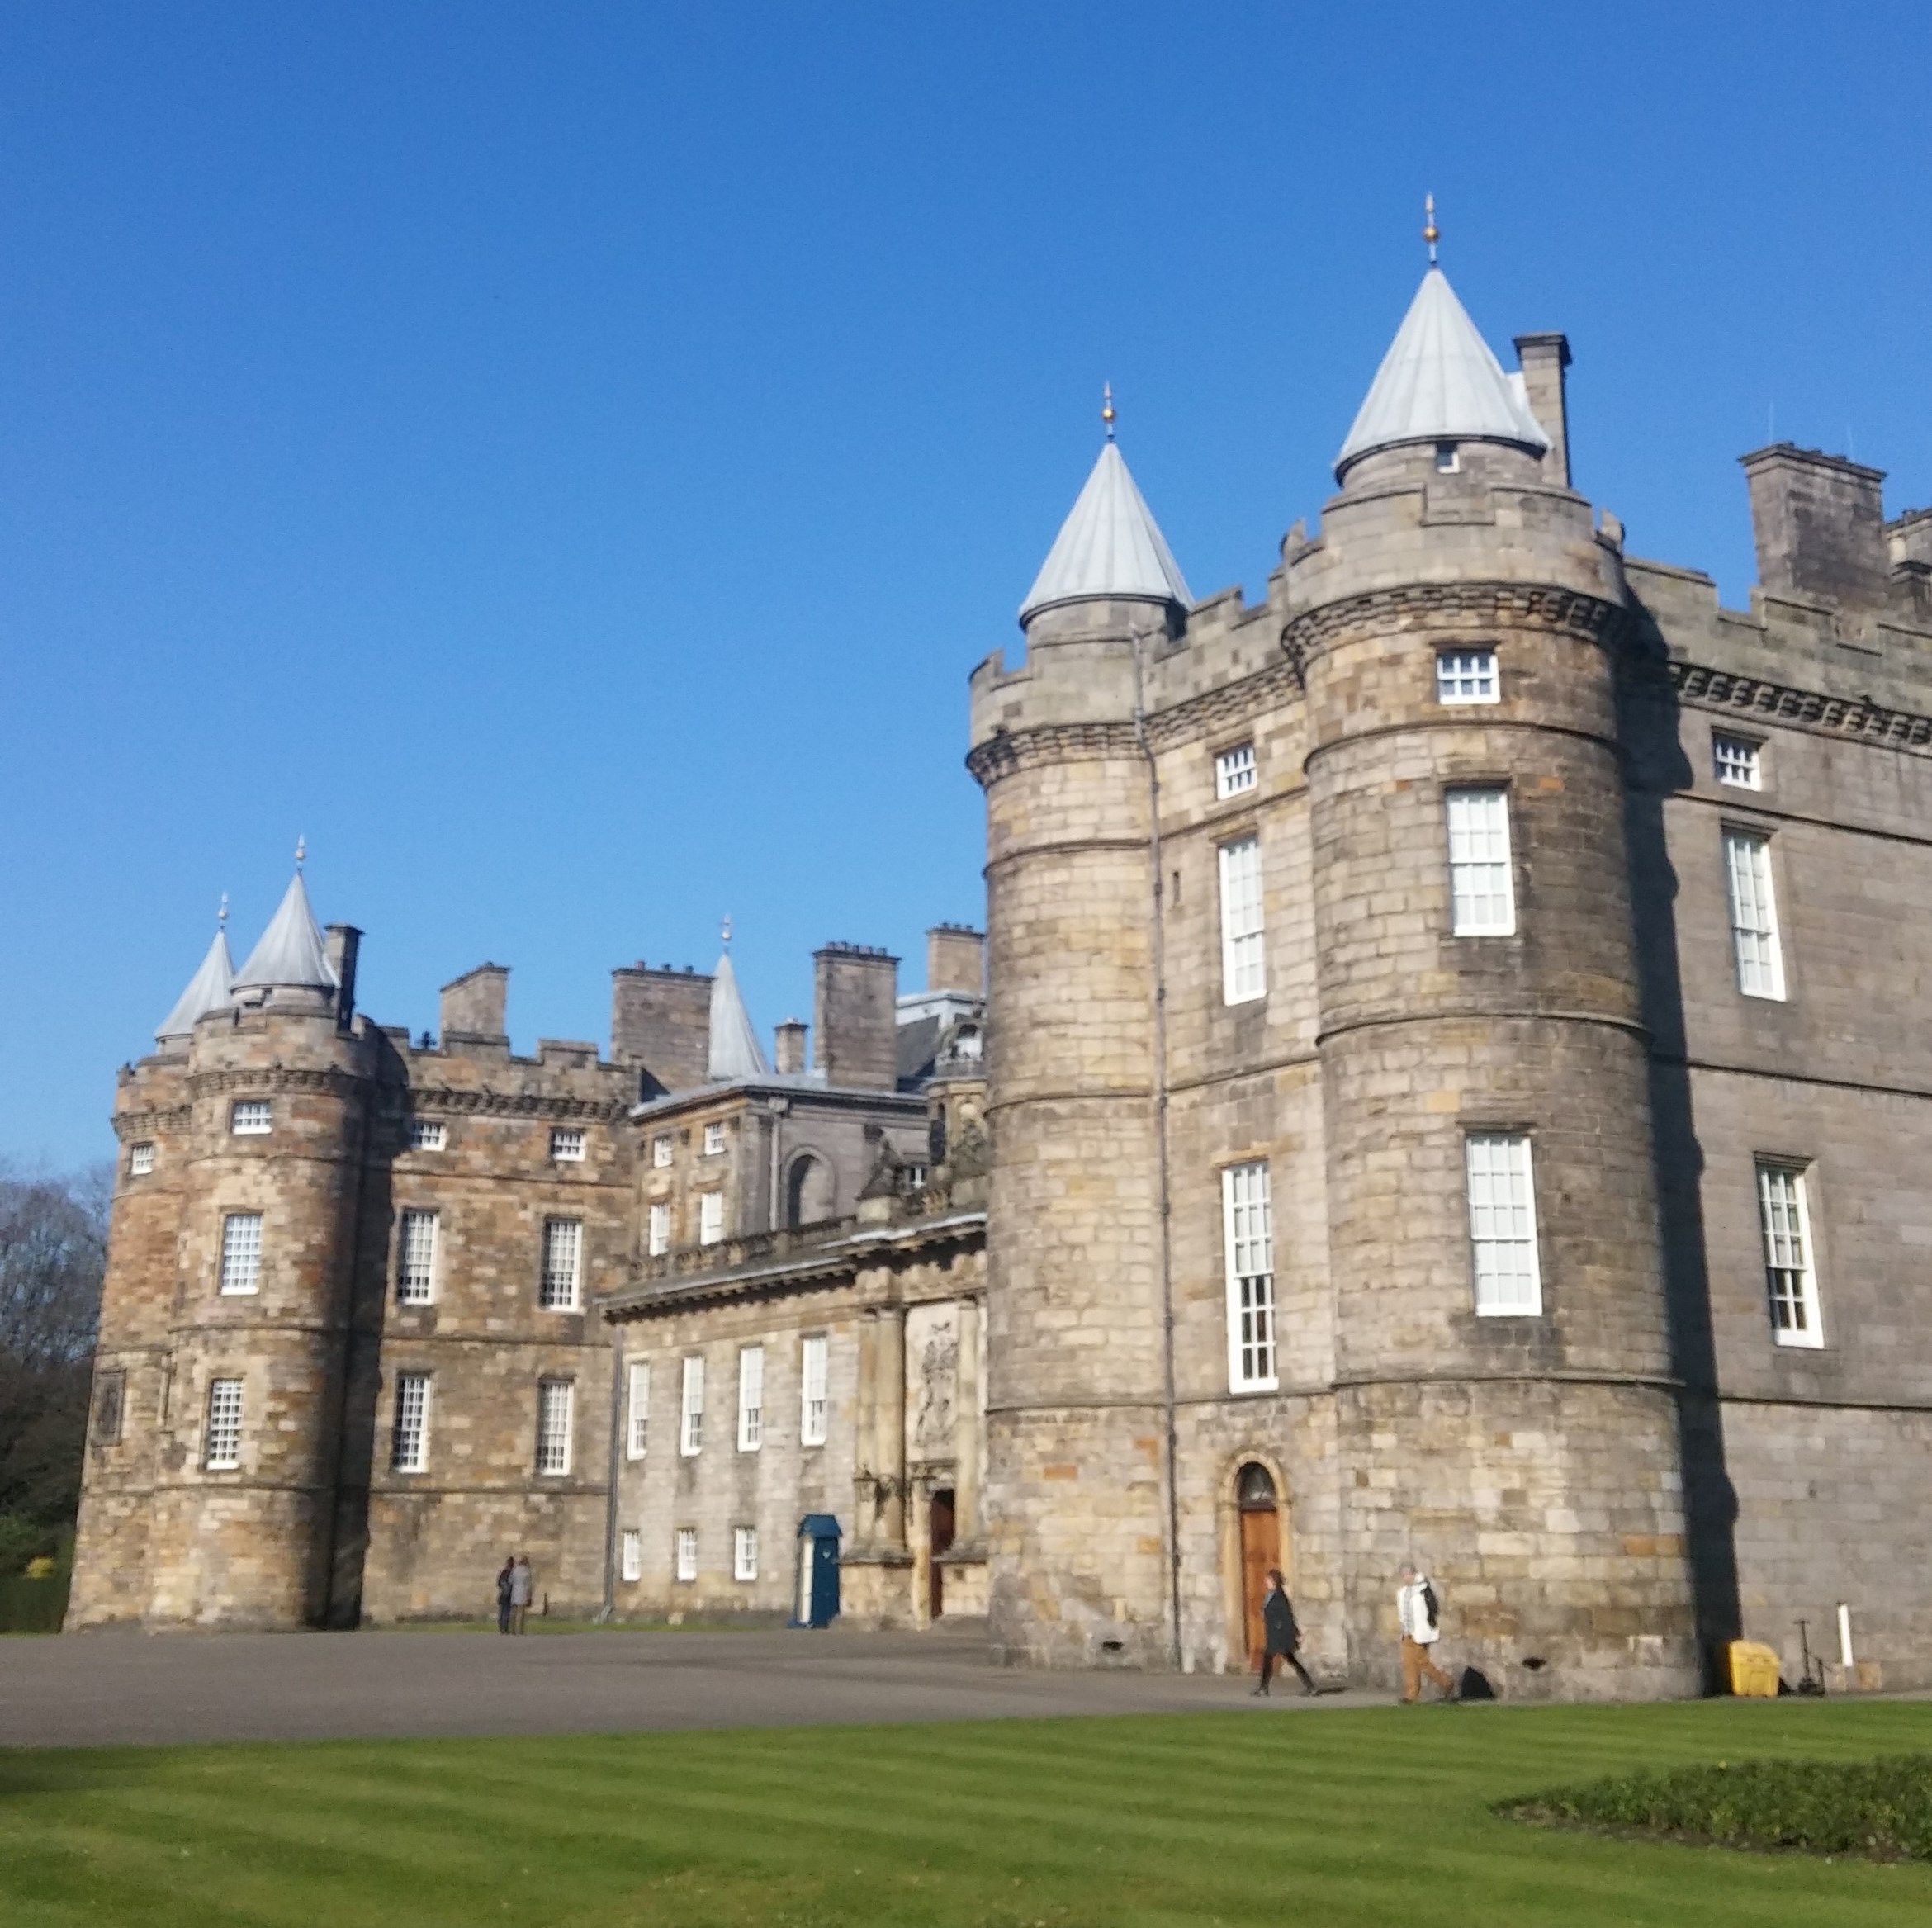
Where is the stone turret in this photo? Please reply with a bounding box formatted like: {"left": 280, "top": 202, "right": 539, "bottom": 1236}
{"left": 69, "top": 862, "right": 383, "bottom": 1629}
{"left": 1285, "top": 259, "right": 1700, "bottom": 1697}
{"left": 968, "top": 413, "right": 1192, "bottom": 1665}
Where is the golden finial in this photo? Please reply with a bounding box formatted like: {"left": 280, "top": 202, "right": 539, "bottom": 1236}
{"left": 1423, "top": 192, "right": 1440, "bottom": 267}
{"left": 295, "top": 834, "right": 306, "bottom": 872}
{"left": 722, "top": 913, "right": 732, "bottom": 950}
{"left": 1101, "top": 382, "right": 1116, "bottom": 441}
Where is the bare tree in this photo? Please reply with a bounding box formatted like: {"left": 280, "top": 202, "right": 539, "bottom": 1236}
{"left": 0, "top": 1165, "right": 111, "bottom": 1549}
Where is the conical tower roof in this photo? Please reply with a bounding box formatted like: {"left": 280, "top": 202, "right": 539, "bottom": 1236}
{"left": 1336, "top": 266, "right": 1549, "bottom": 478}
{"left": 706, "top": 948, "right": 768, "bottom": 1081}
{"left": 1019, "top": 437, "right": 1192, "bottom": 626}
{"left": 156, "top": 921, "right": 236, "bottom": 1041}
{"left": 234, "top": 868, "right": 338, "bottom": 992}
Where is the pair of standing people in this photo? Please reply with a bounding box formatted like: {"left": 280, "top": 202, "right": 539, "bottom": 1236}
{"left": 495, "top": 1553, "right": 533, "bottom": 1633}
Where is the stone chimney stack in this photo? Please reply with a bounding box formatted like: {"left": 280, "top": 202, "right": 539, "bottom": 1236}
{"left": 774, "top": 1018, "right": 807, "bottom": 1075}
{"left": 926, "top": 924, "right": 986, "bottom": 997}
{"left": 813, "top": 944, "right": 898, "bottom": 1090}
{"left": 325, "top": 925, "right": 362, "bottom": 1029}
{"left": 441, "top": 964, "right": 509, "bottom": 1047}
{"left": 1741, "top": 443, "right": 1891, "bottom": 612}
{"left": 1513, "top": 333, "right": 1572, "bottom": 487}
{"left": 609, "top": 963, "right": 712, "bottom": 1093}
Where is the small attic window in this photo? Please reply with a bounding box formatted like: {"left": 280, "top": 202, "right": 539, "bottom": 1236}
{"left": 1215, "top": 744, "right": 1257, "bottom": 800}
{"left": 129, "top": 1143, "right": 155, "bottom": 1177}
{"left": 1435, "top": 442, "right": 1461, "bottom": 474}
{"left": 550, "top": 1128, "right": 586, "bottom": 1163}
{"left": 231, "top": 1100, "right": 272, "bottom": 1136}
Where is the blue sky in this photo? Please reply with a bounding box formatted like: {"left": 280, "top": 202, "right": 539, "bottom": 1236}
{"left": 4, "top": 3, "right": 1928, "bottom": 1168}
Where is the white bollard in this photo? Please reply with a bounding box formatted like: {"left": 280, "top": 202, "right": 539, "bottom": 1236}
{"left": 1837, "top": 1601, "right": 1855, "bottom": 1669}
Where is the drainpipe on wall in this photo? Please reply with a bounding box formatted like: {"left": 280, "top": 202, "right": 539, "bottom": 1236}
{"left": 1134, "top": 624, "right": 1185, "bottom": 1671}
{"left": 597, "top": 1315, "right": 623, "bottom": 1622}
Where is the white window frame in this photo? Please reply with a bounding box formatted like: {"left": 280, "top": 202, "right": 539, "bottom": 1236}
{"left": 1434, "top": 442, "right": 1461, "bottom": 476}
{"left": 1713, "top": 733, "right": 1763, "bottom": 790}
{"left": 1222, "top": 1163, "right": 1277, "bottom": 1391}
{"left": 540, "top": 1218, "right": 583, "bottom": 1310}
{"left": 680, "top": 1355, "right": 704, "bottom": 1456}
{"left": 647, "top": 1201, "right": 671, "bottom": 1258}
{"left": 733, "top": 1526, "right": 759, "bottom": 1583}
{"left": 1446, "top": 787, "right": 1517, "bottom": 936}
{"left": 409, "top": 1120, "right": 447, "bottom": 1152}
{"left": 219, "top": 1212, "right": 263, "bottom": 1296}
{"left": 396, "top": 1208, "right": 439, "bottom": 1305}
{"left": 129, "top": 1142, "right": 155, "bottom": 1177}
{"left": 550, "top": 1127, "right": 586, "bottom": 1163}
{"left": 536, "top": 1379, "right": 574, "bottom": 1476}
{"left": 1218, "top": 835, "right": 1266, "bottom": 1005}
{"left": 1215, "top": 743, "right": 1257, "bottom": 801}
{"left": 1435, "top": 647, "right": 1498, "bottom": 704}
{"left": 391, "top": 1371, "right": 431, "bottom": 1473}
{"left": 1723, "top": 827, "right": 1786, "bottom": 1001}
{"left": 230, "top": 1099, "right": 272, "bottom": 1136}
{"left": 652, "top": 1134, "right": 675, "bottom": 1168}
{"left": 1466, "top": 1132, "right": 1542, "bottom": 1316}
{"left": 205, "top": 1377, "right": 244, "bottom": 1471}
{"left": 1757, "top": 1162, "right": 1824, "bottom": 1348}
{"left": 737, "top": 1345, "right": 764, "bottom": 1452}
{"left": 626, "top": 1361, "right": 650, "bottom": 1459}
{"left": 800, "top": 1334, "right": 828, "bottom": 1447}
{"left": 703, "top": 1122, "right": 726, "bottom": 1157}
{"left": 619, "top": 1528, "right": 642, "bottom": 1583}
{"left": 675, "top": 1527, "right": 698, "bottom": 1583}
{"left": 698, "top": 1191, "right": 724, "bottom": 1246}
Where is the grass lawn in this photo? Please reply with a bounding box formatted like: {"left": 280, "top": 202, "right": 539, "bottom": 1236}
{"left": 3, "top": 1700, "right": 1930, "bottom": 1926}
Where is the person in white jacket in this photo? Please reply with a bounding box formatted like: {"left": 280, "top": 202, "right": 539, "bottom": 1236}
{"left": 1396, "top": 1562, "right": 1456, "bottom": 1703}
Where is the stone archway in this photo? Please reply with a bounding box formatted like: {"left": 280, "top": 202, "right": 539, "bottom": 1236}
{"left": 784, "top": 1152, "right": 837, "bottom": 1229}
{"left": 1218, "top": 1452, "right": 1292, "bottom": 1672}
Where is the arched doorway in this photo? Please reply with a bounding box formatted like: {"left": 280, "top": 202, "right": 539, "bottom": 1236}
{"left": 928, "top": 1487, "right": 955, "bottom": 1619}
{"left": 785, "top": 1153, "right": 836, "bottom": 1229}
{"left": 1235, "top": 1462, "right": 1281, "bottom": 1670}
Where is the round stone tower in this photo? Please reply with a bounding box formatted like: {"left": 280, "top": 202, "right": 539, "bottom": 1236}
{"left": 1285, "top": 262, "right": 1701, "bottom": 1696}
{"left": 74, "top": 865, "right": 378, "bottom": 1630}
{"left": 967, "top": 427, "right": 1192, "bottom": 1665}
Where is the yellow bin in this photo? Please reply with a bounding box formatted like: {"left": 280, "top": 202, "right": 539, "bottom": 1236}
{"left": 1727, "top": 1640, "right": 1783, "bottom": 1698}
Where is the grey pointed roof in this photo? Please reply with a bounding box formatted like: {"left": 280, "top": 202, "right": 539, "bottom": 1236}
{"left": 233, "top": 870, "right": 338, "bottom": 992}
{"left": 706, "top": 950, "right": 768, "bottom": 1081}
{"left": 1336, "top": 267, "right": 1550, "bottom": 477}
{"left": 1020, "top": 439, "right": 1193, "bottom": 624}
{"left": 156, "top": 926, "right": 236, "bottom": 1040}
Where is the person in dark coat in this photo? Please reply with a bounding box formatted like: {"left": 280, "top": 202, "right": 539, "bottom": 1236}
{"left": 1252, "top": 1569, "right": 1318, "bottom": 1696}
{"left": 495, "top": 1554, "right": 515, "bottom": 1635}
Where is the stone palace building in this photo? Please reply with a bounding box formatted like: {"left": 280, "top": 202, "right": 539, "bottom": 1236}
{"left": 69, "top": 240, "right": 1932, "bottom": 1699}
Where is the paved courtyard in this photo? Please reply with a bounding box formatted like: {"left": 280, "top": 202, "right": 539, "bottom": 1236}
{"left": 6, "top": 1622, "right": 1376, "bottom": 1749}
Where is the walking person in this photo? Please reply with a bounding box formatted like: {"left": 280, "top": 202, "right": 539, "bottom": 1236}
{"left": 1397, "top": 1561, "right": 1455, "bottom": 1703}
{"left": 1250, "top": 1569, "right": 1318, "bottom": 1697}
{"left": 509, "top": 1553, "right": 533, "bottom": 1635}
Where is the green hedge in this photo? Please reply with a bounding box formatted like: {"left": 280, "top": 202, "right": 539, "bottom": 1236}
{"left": 1499, "top": 1754, "right": 1932, "bottom": 1861}
{"left": 0, "top": 1570, "right": 69, "bottom": 1633}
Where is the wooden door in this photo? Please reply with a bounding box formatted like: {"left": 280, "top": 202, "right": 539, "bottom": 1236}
{"left": 1239, "top": 1506, "right": 1281, "bottom": 1668}
{"left": 929, "top": 1489, "right": 956, "bottom": 1619}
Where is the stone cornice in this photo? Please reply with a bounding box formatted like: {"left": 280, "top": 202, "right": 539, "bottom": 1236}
{"left": 966, "top": 722, "right": 1140, "bottom": 788}
{"left": 113, "top": 1104, "right": 192, "bottom": 1139}
{"left": 405, "top": 1086, "right": 632, "bottom": 1124}
{"left": 187, "top": 1065, "right": 367, "bottom": 1102}
{"left": 1668, "top": 661, "right": 1932, "bottom": 751}
{"left": 603, "top": 1210, "right": 986, "bottom": 1322}
{"left": 1281, "top": 580, "right": 1622, "bottom": 685}
{"left": 1143, "top": 656, "right": 1305, "bottom": 752}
